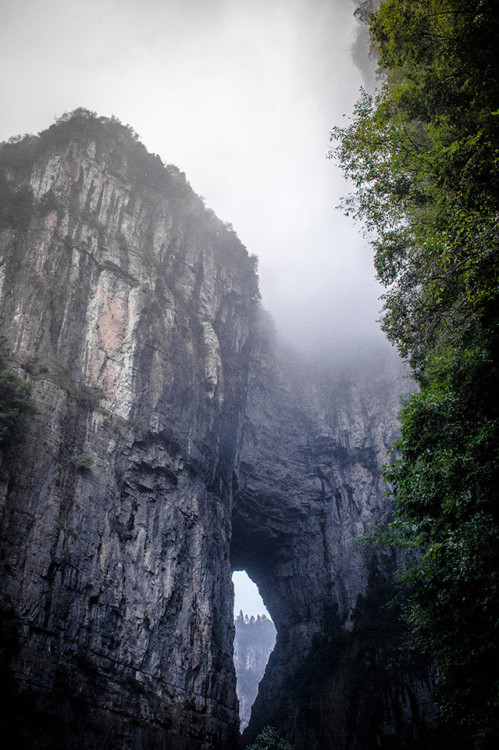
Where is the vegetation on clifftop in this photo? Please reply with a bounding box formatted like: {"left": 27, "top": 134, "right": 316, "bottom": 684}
{"left": 331, "top": 1, "right": 499, "bottom": 746}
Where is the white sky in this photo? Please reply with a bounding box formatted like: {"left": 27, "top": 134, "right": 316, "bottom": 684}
{"left": 0, "top": 0, "right": 386, "bottom": 357}
{"left": 233, "top": 571, "right": 269, "bottom": 618}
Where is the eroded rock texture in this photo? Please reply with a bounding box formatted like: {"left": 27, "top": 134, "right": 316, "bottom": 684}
{"left": 0, "top": 112, "right": 258, "bottom": 749}
{"left": 0, "top": 112, "right": 434, "bottom": 750}
{"left": 233, "top": 326, "right": 435, "bottom": 748}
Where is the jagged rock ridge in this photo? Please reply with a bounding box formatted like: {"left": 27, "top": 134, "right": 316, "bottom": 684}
{"left": 0, "top": 111, "right": 434, "bottom": 749}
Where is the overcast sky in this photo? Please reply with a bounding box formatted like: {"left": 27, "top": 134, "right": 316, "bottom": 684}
{"left": 232, "top": 571, "right": 269, "bottom": 618}
{"left": 0, "top": 0, "right": 387, "bottom": 359}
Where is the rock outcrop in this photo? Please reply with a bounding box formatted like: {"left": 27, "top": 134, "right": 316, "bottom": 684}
{"left": 233, "top": 329, "right": 435, "bottom": 747}
{"left": 0, "top": 111, "right": 258, "bottom": 749}
{"left": 0, "top": 111, "right": 435, "bottom": 749}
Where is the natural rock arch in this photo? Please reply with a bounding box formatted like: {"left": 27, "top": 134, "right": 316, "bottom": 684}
{"left": 0, "top": 114, "right": 435, "bottom": 750}
{"left": 228, "top": 337, "right": 436, "bottom": 747}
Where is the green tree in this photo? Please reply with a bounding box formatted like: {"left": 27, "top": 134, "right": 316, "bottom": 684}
{"left": 0, "top": 357, "right": 33, "bottom": 449}
{"left": 330, "top": 1, "right": 499, "bottom": 746}
{"left": 246, "top": 726, "right": 293, "bottom": 750}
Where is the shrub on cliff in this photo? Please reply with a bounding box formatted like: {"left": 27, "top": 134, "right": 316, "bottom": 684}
{"left": 246, "top": 726, "right": 293, "bottom": 750}
{"left": 0, "top": 356, "right": 33, "bottom": 449}
{"left": 0, "top": 172, "right": 34, "bottom": 230}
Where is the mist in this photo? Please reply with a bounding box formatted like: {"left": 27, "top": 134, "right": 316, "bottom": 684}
{"left": 0, "top": 0, "right": 389, "bottom": 359}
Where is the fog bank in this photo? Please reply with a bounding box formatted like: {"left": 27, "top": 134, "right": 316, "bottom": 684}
{"left": 0, "top": 0, "right": 385, "bottom": 358}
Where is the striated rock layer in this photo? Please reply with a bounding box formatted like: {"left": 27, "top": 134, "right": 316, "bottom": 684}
{"left": 0, "top": 112, "right": 434, "bottom": 749}
{"left": 0, "top": 112, "right": 258, "bottom": 749}
{"left": 234, "top": 325, "right": 435, "bottom": 748}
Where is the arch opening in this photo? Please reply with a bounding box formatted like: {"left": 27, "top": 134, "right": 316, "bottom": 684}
{"left": 232, "top": 571, "right": 276, "bottom": 732}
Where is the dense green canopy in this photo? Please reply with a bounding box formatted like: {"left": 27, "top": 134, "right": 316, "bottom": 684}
{"left": 246, "top": 726, "right": 293, "bottom": 750}
{"left": 331, "top": 1, "right": 499, "bottom": 746}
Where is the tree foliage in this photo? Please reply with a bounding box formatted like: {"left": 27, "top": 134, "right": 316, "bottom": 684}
{"left": 246, "top": 726, "right": 293, "bottom": 750}
{"left": 330, "top": 1, "right": 499, "bottom": 746}
{"left": 0, "top": 356, "right": 33, "bottom": 449}
{"left": 331, "top": 0, "right": 499, "bottom": 368}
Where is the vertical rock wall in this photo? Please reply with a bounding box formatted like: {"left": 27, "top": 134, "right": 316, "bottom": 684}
{"left": 233, "top": 321, "right": 436, "bottom": 748}
{"left": 0, "top": 113, "right": 258, "bottom": 749}
{"left": 0, "top": 112, "right": 435, "bottom": 750}
{"left": 233, "top": 613, "right": 276, "bottom": 731}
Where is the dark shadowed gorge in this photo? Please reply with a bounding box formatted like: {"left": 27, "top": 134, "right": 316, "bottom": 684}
{"left": 0, "top": 112, "right": 435, "bottom": 749}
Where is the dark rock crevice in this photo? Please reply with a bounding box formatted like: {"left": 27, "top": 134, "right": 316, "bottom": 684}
{"left": 230, "top": 329, "right": 434, "bottom": 747}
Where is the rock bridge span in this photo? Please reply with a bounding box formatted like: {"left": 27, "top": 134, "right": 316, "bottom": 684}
{"left": 0, "top": 114, "right": 433, "bottom": 749}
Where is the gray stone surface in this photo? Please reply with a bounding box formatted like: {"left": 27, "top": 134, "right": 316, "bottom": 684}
{"left": 0, "top": 116, "right": 257, "bottom": 749}
{"left": 233, "top": 326, "right": 434, "bottom": 747}
{"left": 0, "top": 114, "right": 435, "bottom": 749}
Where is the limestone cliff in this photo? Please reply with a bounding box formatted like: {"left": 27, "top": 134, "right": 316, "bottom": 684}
{"left": 0, "top": 110, "right": 258, "bottom": 749}
{"left": 233, "top": 327, "right": 435, "bottom": 747}
{"left": 351, "top": 0, "right": 383, "bottom": 86}
{"left": 0, "top": 111, "right": 434, "bottom": 750}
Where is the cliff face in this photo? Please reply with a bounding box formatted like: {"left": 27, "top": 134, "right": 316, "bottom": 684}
{"left": 233, "top": 330, "right": 435, "bottom": 747}
{"left": 0, "top": 112, "right": 258, "bottom": 749}
{"left": 0, "top": 112, "right": 434, "bottom": 750}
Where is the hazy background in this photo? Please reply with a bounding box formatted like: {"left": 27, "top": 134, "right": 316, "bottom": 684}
{"left": 0, "top": 0, "right": 385, "bottom": 358}
{"left": 0, "top": 0, "right": 387, "bottom": 614}
{"left": 233, "top": 572, "right": 267, "bottom": 618}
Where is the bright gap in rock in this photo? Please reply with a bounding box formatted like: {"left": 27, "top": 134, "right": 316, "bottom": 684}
{"left": 232, "top": 570, "right": 270, "bottom": 618}
{"left": 232, "top": 571, "right": 276, "bottom": 731}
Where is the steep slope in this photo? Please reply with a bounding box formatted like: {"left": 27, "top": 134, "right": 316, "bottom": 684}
{"left": 0, "top": 111, "right": 435, "bottom": 750}
{"left": 0, "top": 110, "right": 258, "bottom": 750}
